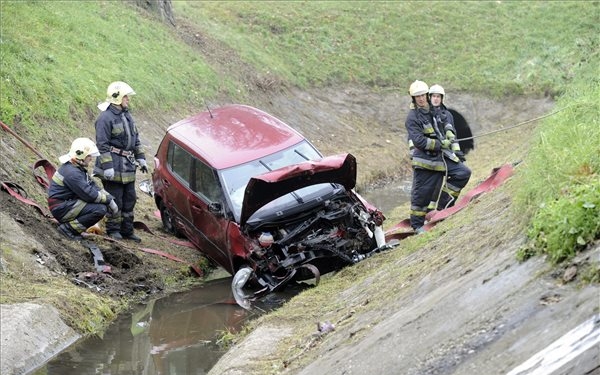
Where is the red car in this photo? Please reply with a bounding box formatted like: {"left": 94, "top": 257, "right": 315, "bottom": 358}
{"left": 152, "top": 105, "right": 387, "bottom": 308}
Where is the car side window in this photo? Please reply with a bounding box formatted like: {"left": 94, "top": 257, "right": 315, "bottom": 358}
{"left": 167, "top": 141, "right": 192, "bottom": 188}
{"left": 193, "top": 160, "right": 222, "bottom": 202}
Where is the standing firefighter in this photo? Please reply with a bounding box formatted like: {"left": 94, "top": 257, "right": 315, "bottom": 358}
{"left": 48, "top": 138, "right": 119, "bottom": 240}
{"left": 404, "top": 80, "right": 448, "bottom": 233}
{"left": 428, "top": 84, "right": 471, "bottom": 210}
{"left": 94, "top": 81, "right": 148, "bottom": 242}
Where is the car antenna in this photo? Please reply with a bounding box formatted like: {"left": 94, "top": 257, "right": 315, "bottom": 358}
{"left": 204, "top": 100, "right": 214, "bottom": 118}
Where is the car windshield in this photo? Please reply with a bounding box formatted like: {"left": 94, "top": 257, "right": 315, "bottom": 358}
{"left": 220, "top": 140, "right": 331, "bottom": 222}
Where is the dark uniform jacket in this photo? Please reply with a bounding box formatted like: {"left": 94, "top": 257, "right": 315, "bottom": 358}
{"left": 405, "top": 107, "right": 446, "bottom": 171}
{"left": 93, "top": 104, "right": 145, "bottom": 184}
{"left": 48, "top": 161, "right": 111, "bottom": 218}
{"left": 431, "top": 105, "right": 462, "bottom": 163}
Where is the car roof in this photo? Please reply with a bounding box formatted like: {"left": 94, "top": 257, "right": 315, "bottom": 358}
{"left": 166, "top": 105, "right": 306, "bottom": 170}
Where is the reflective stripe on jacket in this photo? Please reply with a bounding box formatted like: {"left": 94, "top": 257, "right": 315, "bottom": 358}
{"left": 93, "top": 104, "right": 145, "bottom": 184}
{"left": 48, "top": 161, "right": 111, "bottom": 220}
{"left": 405, "top": 107, "right": 446, "bottom": 171}
{"left": 432, "top": 106, "right": 461, "bottom": 163}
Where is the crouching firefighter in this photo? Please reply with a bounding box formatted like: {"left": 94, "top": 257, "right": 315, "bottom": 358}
{"left": 93, "top": 81, "right": 148, "bottom": 242}
{"left": 404, "top": 80, "right": 447, "bottom": 233}
{"left": 48, "top": 138, "right": 119, "bottom": 241}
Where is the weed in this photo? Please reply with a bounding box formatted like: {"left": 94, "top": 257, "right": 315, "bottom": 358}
{"left": 527, "top": 180, "right": 600, "bottom": 264}
{"left": 579, "top": 263, "right": 600, "bottom": 285}
{"left": 215, "top": 327, "right": 238, "bottom": 349}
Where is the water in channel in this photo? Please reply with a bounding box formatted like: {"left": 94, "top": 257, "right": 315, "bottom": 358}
{"left": 33, "top": 182, "right": 411, "bottom": 375}
{"left": 361, "top": 178, "right": 412, "bottom": 214}
{"left": 33, "top": 277, "right": 285, "bottom": 375}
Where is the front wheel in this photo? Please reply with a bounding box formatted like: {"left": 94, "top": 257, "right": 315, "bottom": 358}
{"left": 232, "top": 267, "right": 254, "bottom": 310}
{"left": 159, "top": 200, "right": 181, "bottom": 237}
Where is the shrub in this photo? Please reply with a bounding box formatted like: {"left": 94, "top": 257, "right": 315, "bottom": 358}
{"left": 525, "top": 180, "right": 600, "bottom": 264}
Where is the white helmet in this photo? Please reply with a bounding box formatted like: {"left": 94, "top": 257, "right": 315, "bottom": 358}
{"left": 429, "top": 84, "right": 445, "bottom": 97}
{"left": 106, "top": 81, "right": 135, "bottom": 105}
{"left": 409, "top": 80, "right": 429, "bottom": 97}
{"left": 68, "top": 138, "right": 100, "bottom": 159}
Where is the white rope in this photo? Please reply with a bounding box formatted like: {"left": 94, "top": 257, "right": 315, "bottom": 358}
{"left": 456, "top": 106, "right": 571, "bottom": 142}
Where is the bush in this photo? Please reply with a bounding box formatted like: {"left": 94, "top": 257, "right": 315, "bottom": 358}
{"left": 524, "top": 180, "right": 599, "bottom": 264}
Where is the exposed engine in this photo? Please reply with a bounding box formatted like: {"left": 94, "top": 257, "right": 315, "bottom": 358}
{"left": 236, "top": 198, "right": 386, "bottom": 303}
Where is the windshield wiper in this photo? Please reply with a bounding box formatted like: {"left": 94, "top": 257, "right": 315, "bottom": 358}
{"left": 259, "top": 159, "right": 303, "bottom": 203}
{"left": 294, "top": 149, "right": 310, "bottom": 160}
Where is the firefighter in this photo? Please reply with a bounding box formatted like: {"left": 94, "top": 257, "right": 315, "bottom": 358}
{"left": 405, "top": 80, "right": 448, "bottom": 233}
{"left": 93, "top": 81, "right": 148, "bottom": 242}
{"left": 428, "top": 84, "right": 472, "bottom": 210}
{"left": 48, "top": 138, "right": 119, "bottom": 241}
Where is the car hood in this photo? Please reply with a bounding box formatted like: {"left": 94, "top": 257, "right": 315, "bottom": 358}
{"left": 240, "top": 153, "right": 357, "bottom": 226}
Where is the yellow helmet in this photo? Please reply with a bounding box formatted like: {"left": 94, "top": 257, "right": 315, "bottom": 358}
{"left": 409, "top": 80, "right": 429, "bottom": 97}
{"left": 68, "top": 138, "right": 100, "bottom": 160}
{"left": 106, "top": 81, "right": 136, "bottom": 105}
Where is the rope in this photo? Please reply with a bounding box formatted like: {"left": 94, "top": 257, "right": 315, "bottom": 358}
{"left": 456, "top": 106, "right": 569, "bottom": 142}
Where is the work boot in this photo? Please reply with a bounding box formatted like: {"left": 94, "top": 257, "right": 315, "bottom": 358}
{"left": 57, "top": 224, "right": 83, "bottom": 241}
{"left": 122, "top": 232, "right": 141, "bottom": 243}
{"left": 108, "top": 232, "right": 123, "bottom": 240}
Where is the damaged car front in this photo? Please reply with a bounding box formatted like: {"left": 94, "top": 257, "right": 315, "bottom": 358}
{"left": 223, "top": 153, "right": 387, "bottom": 309}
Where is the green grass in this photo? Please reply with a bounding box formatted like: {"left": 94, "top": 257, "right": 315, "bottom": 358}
{"left": 0, "top": 1, "right": 226, "bottom": 133}
{"left": 514, "top": 76, "right": 600, "bottom": 263}
{"left": 2, "top": 1, "right": 597, "bottom": 132}
{"left": 175, "top": 1, "right": 598, "bottom": 96}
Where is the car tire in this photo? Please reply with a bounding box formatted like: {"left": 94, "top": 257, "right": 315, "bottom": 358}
{"left": 159, "top": 200, "right": 181, "bottom": 237}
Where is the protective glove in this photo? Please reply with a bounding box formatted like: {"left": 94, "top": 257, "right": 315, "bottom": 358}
{"left": 108, "top": 199, "right": 119, "bottom": 216}
{"left": 456, "top": 151, "right": 467, "bottom": 162}
{"left": 137, "top": 159, "right": 148, "bottom": 174}
{"left": 104, "top": 168, "right": 115, "bottom": 180}
{"left": 445, "top": 130, "right": 456, "bottom": 142}
{"left": 440, "top": 139, "right": 451, "bottom": 149}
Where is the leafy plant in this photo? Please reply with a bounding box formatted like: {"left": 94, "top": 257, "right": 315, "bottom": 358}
{"left": 526, "top": 180, "right": 600, "bottom": 264}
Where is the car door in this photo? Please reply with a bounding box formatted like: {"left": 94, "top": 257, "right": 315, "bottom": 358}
{"left": 162, "top": 141, "right": 196, "bottom": 241}
{"left": 189, "top": 158, "right": 235, "bottom": 272}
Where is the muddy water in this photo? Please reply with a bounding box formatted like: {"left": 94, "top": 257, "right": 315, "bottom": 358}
{"left": 32, "top": 277, "right": 282, "bottom": 375}
{"left": 361, "top": 178, "right": 412, "bottom": 214}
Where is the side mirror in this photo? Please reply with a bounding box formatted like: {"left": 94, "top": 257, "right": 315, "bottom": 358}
{"left": 208, "top": 202, "right": 223, "bottom": 216}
